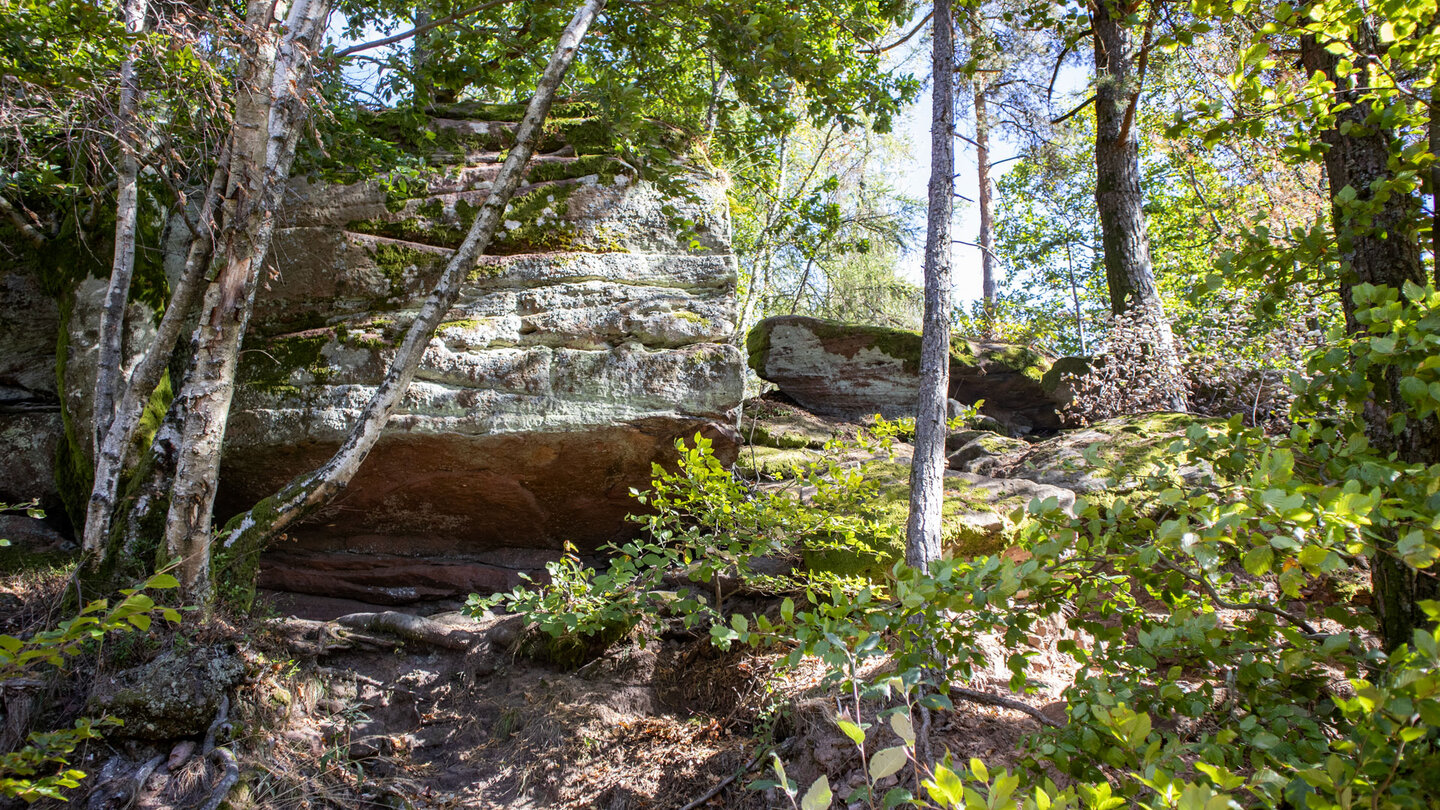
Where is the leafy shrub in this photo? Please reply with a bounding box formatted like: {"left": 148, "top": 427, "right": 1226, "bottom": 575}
{"left": 0, "top": 506, "right": 182, "bottom": 801}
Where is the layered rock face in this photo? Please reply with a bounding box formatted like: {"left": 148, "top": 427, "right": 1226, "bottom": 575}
{"left": 747, "top": 315, "right": 1063, "bottom": 433}
{"left": 0, "top": 273, "right": 64, "bottom": 519}
{"left": 215, "top": 112, "right": 743, "bottom": 596}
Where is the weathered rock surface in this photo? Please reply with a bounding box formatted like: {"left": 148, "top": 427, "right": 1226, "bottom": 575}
{"left": 994, "top": 412, "right": 1210, "bottom": 494}
{"left": 88, "top": 645, "right": 246, "bottom": 739}
{"left": 747, "top": 316, "right": 1062, "bottom": 433}
{"left": 0, "top": 273, "right": 64, "bottom": 512}
{"left": 215, "top": 113, "right": 744, "bottom": 591}
{"left": 947, "top": 431, "right": 1030, "bottom": 475}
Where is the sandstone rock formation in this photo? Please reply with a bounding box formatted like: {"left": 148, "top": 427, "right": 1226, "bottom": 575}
{"left": 223, "top": 111, "right": 744, "bottom": 594}
{"left": 747, "top": 315, "right": 1063, "bottom": 433}
{"left": 0, "top": 273, "right": 64, "bottom": 515}
{"left": 0, "top": 107, "right": 744, "bottom": 600}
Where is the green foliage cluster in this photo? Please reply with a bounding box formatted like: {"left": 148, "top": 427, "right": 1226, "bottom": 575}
{"left": 0, "top": 508, "right": 182, "bottom": 802}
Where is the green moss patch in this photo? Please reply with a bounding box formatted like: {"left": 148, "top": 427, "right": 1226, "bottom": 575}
{"left": 734, "top": 446, "right": 824, "bottom": 479}
{"left": 237, "top": 333, "right": 333, "bottom": 397}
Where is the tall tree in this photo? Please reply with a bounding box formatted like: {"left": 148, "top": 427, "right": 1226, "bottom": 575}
{"left": 160, "top": 0, "right": 335, "bottom": 595}
{"left": 1301, "top": 27, "right": 1440, "bottom": 651}
{"left": 1090, "top": 0, "right": 1186, "bottom": 410}
{"left": 966, "top": 6, "right": 998, "bottom": 327}
{"left": 906, "top": 0, "right": 955, "bottom": 571}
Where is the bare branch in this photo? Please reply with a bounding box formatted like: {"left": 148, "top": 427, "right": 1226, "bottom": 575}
{"left": 950, "top": 686, "right": 1062, "bottom": 728}
{"left": 1051, "top": 94, "right": 1095, "bottom": 125}
{"left": 0, "top": 196, "right": 47, "bottom": 246}
{"left": 860, "top": 10, "right": 934, "bottom": 55}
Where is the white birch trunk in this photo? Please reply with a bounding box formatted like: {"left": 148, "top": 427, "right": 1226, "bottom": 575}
{"left": 905, "top": 0, "right": 955, "bottom": 572}
{"left": 94, "top": 0, "right": 150, "bottom": 450}
{"left": 210, "top": 0, "right": 606, "bottom": 589}
{"left": 82, "top": 144, "right": 231, "bottom": 556}
{"left": 161, "top": 0, "right": 333, "bottom": 596}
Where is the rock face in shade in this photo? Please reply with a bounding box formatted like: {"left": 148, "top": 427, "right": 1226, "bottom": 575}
{"left": 213, "top": 111, "right": 745, "bottom": 599}
{"left": 746, "top": 315, "right": 1063, "bottom": 433}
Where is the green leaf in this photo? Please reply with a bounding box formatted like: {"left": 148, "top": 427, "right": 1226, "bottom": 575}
{"left": 144, "top": 573, "right": 180, "bottom": 590}
{"left": 1242, "top": 545, "right": 1274, "bottom": 576}
{"left": 800, "top": 775, "right": 832, "bottom": 810}
{"left": 890, "top": 712, "right": 915, "bottom": 745}
{"left": 925, "top": 765, "right": 965, "bottom": 807}
{"left": 837, "top": 719, "right": 866, "bottom": 747}
{"left": 869, "top": 746, "right": 908, "bottom": 780}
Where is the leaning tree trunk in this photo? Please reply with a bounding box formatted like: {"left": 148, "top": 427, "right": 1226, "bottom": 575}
{"left": 1302, "top": 32, "right": 1440, "bottom": 652}
{"left": 210, "top": 0, "right": 606, "bottom": 594}
{"left": 94, "top": 0, "right": 150, "bottom": 453}
{"left": 161, "top": 0, "right": 333, "bottom": 597}
{"left": 905, "top": 0, "right": 955, "bottom": 572}
{"left": 1091, "top": 0, "right": 1186, "bottom": 412}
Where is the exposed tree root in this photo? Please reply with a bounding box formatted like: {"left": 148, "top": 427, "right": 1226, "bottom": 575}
{"left": 333, "top": 611, "right": 474, "bottom": 650}
{"left": 198, "top": 747, "right": 239, "bottom": 810}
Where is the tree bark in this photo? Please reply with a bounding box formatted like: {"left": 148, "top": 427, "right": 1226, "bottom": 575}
{"left": 95, "top": 0, "right": 150, "bottom": 450}
{"left": 210, "top": 0, "right": 606, "bottom": 590}
{"left": 1301, "top": 32, "right": 1440, "bottom": 651}
{"left": 968, "top": 10, "right": 996, "bottom": 329}
{"left": 1090, "top": 0, "right": 1185, "bottom": 411}
{"left": 161, "top": 0, "right": 333, "bottom": 597}
{"left": 905, "top": 0, "right": 954, "bottom": 572}
{"left": 83, "top": 144, "right": 229, "bottom": 557}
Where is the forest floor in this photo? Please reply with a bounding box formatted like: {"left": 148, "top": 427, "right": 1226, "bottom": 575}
{"left": 0, "top": 551, "right": 1075, "bottom": 810}
{"left": 222, "top": 589, "right": 1075, "bottom": 810}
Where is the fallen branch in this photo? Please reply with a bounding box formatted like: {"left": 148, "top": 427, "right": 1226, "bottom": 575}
{"left": 333, "top": 611, "right": 474, "bottom": 650}
{"left": 950, "top": 686, "right": 1062, "bottom": 728}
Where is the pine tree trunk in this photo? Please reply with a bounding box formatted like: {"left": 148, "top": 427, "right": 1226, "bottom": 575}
{"left": 969, "top": 12, "right": 996, "bottom": 328}
{"left": 905, "top": 0, "right": 954, "bottom": 572}
{"left": 94, "top": 0, "right": 149, "bottom": 450}
{"left": 1302, "top": 32, "right": 1440, "bottom": 651}
{"left": 210, "top": 0, "right": 606, "bottom": 593}
{"left": 161, "top": 0, "right": 332, "bottom": 597}
{"left": 1091, "top": 0, "right": 1186, "bottom": 412}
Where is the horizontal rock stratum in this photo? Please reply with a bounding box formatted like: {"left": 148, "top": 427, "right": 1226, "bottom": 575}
{"left": 220, "top": 112, "right": 744, "bottom": 597}
{"left": 746, "top": 315, "right": 1064, "bottom": 433}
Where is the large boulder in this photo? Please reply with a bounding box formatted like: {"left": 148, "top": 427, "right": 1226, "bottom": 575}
{"left": 211, "top": 110, "right": 744, "bottom": 592}
{"left": 747, "top": 316, "right": 1062, "bottom": 433}
{"left": 88, "top": 645, "right": 246, "bottom": 739}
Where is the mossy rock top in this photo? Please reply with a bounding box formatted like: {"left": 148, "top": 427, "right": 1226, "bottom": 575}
{"left": 745, "top": 315, "right": 1062, "bottom": 431}
{"left": 995, "top": 412, "right": 1216, "bottom": 495}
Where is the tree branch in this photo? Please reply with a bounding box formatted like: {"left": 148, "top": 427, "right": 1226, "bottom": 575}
{"left": 950, "top": 686, "right": 1061, "bottom": 727}
{"left": 860, "top": 10, "right": 933, "bottom": 55}
{"left": 1050, "top": 94, "right": 1095, "bottom": 125}
{"left": 0, "top": 196, "right": 47, "bottom": 246}
{"left": 331, "top": 0, "right": 515, "bottom": 59}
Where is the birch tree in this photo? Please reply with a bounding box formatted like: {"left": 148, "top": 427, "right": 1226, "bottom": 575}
{"left": 160, "top": 0, "right": 335, "bottom": 595}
